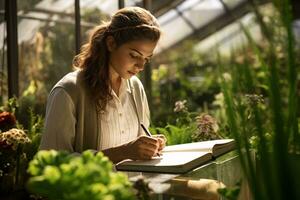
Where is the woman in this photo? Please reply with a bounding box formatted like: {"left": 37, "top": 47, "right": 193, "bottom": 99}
{"left": 40, "top": 7, "right": 166, "bottom": 163}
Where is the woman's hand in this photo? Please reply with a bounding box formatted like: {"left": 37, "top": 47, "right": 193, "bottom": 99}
{"left": 152, "top": 134, "right": 167, "bottom": 154}
{"left": 102, "top": 134, "right": 167, "bottom": 163}
{"left": 124, "top": 135, "right": 161, "bottom": 160}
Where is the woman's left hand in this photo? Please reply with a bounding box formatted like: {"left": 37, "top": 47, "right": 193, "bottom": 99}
{"left": 153, "top": 134, "right": 167, "bottom": 153}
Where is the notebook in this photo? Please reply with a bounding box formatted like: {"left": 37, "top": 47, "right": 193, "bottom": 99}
{"left": 116, "top": 139, "right": 235, "bottom": 174}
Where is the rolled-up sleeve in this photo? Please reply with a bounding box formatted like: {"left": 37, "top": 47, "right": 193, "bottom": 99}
{"left": 40, "top": 88, "right": 76, "bottom": 152}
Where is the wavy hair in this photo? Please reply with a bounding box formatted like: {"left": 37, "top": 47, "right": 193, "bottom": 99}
{"left": 73, "top": 7, "right": 161, "bottom": 112}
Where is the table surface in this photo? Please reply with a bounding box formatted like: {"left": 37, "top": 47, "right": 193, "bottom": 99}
{"left": 125, "top": 151, "right": 242, "bottom": 195}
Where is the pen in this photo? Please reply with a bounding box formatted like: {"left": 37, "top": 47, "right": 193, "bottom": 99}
{"left": 140, "top": 124, "right": 161, "bottom": 157}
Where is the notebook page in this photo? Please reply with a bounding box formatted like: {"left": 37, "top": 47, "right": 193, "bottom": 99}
{"left": 162, "top": 139, "right": 234, "bottom": 153}
{"left": 121, "top": 151, "right": 209, "bottom": 167}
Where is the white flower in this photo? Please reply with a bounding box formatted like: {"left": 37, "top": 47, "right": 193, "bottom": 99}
{"left": 0, "top": 128, "right": 31, "bottom": 150}
{"left": 222, "top": 73, "right": 232, "bottom": 82}
{"left": 174, "top": 100, "right": 187, "bottom": 112}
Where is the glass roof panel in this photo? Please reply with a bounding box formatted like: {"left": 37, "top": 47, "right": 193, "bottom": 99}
{"left": 95, "top": 0, "right": 118, "bottom": 15}
{"left": 125, "top": 0, "right": 142, "bottom": 7}
{"left": 222, "top": 0, "right": 247, "bottom": 9}
{"left": 177, "top": 0, "right": 202, "bottom": 11}
{"left": 35, "top": 0, "right": 74, "bottom": 12}
{"left": 35, "top": 0, "right": 128, "bottom": 15}
{"left": 156, "top": 9, "right": 194, "bottom": 52}
{"left": 1, "top": 0, "right": 252, "bottom": 56}
{"left": 156, "top": 0, "right": 236, "bottom": 53}
{"left": 155, "top": 0, "right": 249, "bottom": 54}
{"left": 179, "top": 0, "right": 224, "bottom": 28}
{"left": 194, "top": 13, "right": 261, "bottom": 56}
{"left": 157, "top": 9, "right": 178, "bottom": 26}
{"left": 80, "top": 0, "right": 104, "bottom": 9}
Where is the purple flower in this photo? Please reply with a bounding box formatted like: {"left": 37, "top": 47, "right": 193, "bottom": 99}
{"left": 192, "top": 113, "right": 222, "bottom": 141}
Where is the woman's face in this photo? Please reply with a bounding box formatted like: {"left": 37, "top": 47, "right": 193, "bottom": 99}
{"left": 107, "top": 38, "right": 157, "bottom": 79}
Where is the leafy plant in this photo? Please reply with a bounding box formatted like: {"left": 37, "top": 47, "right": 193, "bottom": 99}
{"left": 218, "top": 1, "right": 300, "bottom": 199}
{"left": 27, "top": 150, "right": 135, "bottom": 200}
{"left": 218, "top": 181, "right": 241, "bottom": 200}
{"left": 150, "top": 100, "right": 223, "bottom": 145}
{"left": 151, "top": 124, "right": 196, "bottom": 145}
{"left": 23, "top": 108, "right": 43, "bottom": 162}
{"left": 151, "top": 42, "right": 221, "bottom": 126}
{"left": 0, "top": 97, "right": 43, "bottom": 195}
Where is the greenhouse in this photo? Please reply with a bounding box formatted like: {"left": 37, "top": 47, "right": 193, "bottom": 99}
{"left": 0, "top": 0, "right": 299, "bottom": 199}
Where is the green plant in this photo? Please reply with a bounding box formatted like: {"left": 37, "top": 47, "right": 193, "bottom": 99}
{"left": 150, "top": 100, "right": 223, "bottom": 145}
{"left": 150, "top": 100, "right": 194, "bottom": 145}
{"left": 23, "top": 108, "right": 43, "bottom": 162}
{"left": 0, "top": 97, "right": 43, "bottom": 156}
{"left": 151, "top": 41, "right": 221, "bottom": 126}
{"left": 151, "top": 124, "right": 196, "bottom": 145}
{"left": 27, "top": 150, "right": 135, "bottom": 200}
{"left": 0, "top": 97, "right": 43, "bottom": 195}
{"left": 218, "top": 181, "right": 241, "bottom": 200}
{"left": 218, "top": 1, "right": 300, "bottom": 199}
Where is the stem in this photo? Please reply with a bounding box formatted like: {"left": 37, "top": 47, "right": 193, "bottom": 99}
{"left": 15, "top": 144, "right": 21, "bottom": 188}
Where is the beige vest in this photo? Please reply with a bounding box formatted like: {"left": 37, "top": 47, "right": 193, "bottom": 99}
{"left": 40, "top": 70, "right": 150, "bottom": 153}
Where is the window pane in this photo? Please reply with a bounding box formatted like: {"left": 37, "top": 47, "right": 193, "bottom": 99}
{"left": 17, "top": 0, "right": 75, "bottom": 103}
{"left": 157, "top": 9, "right": 193, "bottom": 51}
{"left": 194, "top": 13, "right": 261, "bottom": 56}
{"left": 179, "top": 0, "right": 224, "bottom": 28}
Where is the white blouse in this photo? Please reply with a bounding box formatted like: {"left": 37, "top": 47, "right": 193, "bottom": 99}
{"left": 99, "top": 78, "right": 141, "bottom": 150}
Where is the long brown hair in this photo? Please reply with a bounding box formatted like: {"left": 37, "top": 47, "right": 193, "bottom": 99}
{"left": 73, "top": 7, "right": 161, "bottom": 112}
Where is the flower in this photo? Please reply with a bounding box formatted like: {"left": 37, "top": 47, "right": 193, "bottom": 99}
{"left": 0, "top": 128, "right": 31, "bottom": 150}
{"left": 173, "top": 100, "right": 187, "bottom": 112}
{"left": 222, "top": 73, "right": 232, "bottom": 82}
{"left": 0, "top": 111, "right": 16, "bottom": 132}
{"left": 192, "top": 113, "right": 222, "bottom": 141}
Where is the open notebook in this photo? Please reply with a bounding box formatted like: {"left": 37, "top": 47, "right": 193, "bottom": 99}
{"left": 116, "top": 139, "right": 235, "bottom": 174}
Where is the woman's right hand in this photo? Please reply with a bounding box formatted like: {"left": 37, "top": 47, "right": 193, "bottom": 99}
{"left": 124, "top": 135, "right": 160, "bottom": 160}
